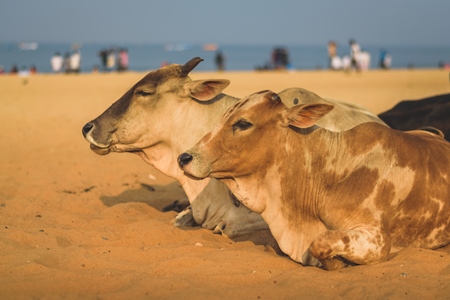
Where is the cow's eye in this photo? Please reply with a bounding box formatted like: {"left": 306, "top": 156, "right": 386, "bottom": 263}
{"left": 232, "top": 120, "right": 252, "bottom": 132}
{"left": 135, "top": 90, "right": 154, "bottom": 97}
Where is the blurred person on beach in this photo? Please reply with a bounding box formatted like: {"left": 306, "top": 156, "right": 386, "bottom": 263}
{"left": 328, "top": 41, "right": 343, "bottom": 70}
{"left": 0, "top": 65, "right": 5, "bottom": 75}
{"left": 342, "top": 56, "right": 351, "bottom": 71}
{"left": 118, "top": 48, "right": 129, "bottom": 72}
{"left": 50, "top": 52, "right": 63, "bottom": 73}
{"left": 357, "top": 51, "right": 371, "bottom": 70}
{"left": 349, "top": 39, "right": 361, "bottom": 70}
{"left": 106, "top": 49, "right": 116, "bottom": 72}
{"left": 330, "top": 56, "right": 343, "bottom": 70}
{"left": 438, "top": 61, "right": 450, "bottom": 70}
{"left": 272, "top": 47, "right": 289, "bottom": 70}
{"left": 63, "top": 52, "right": 71, "bottom": 73}
{"left": 18, "top": 66, "right": 30, "bottom": 85}
{"left": 215, "top": 50, "right": 225, "bottom": 71}
{"left": 18, "top": 66, "right": 29, "bottom": 77}
{"left": 379, "top": 49, "right": 392, "bottom": 69}
{"left": 70, "top": 50, "right": 81, "bottom": 73}
{"left": 29, "top": 65, "right": 37, "bottom": 74}
{"left": 98, "top": 49, "right": 108, "bottom": 72}
{"left": 327, "top": 41, "right": 337, "bottom": 69}
{"left": 9, "top": 64, "right": 18, "bottom": 75}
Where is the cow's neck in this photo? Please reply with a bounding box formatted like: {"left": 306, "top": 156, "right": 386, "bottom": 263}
{"left": 222, "top": 163, "right": 324, "bottom": 266}
{"left": 140, "top": 93, "right": 239, "bottom": 202}
{"left": 138, "top": 146, "right": 212, "bottom": 200}
{"left": 221, "top": 129, "right": 346, "bottom": 265}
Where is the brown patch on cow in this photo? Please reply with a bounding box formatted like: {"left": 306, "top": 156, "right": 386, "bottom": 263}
{"left": 319, "top": 167, "right": 380, "bottom": 228}
{"left": 343, "top": 123, "right": 386, "bottom": 157}
{"left": 374, "top": 180, "right": 396, "bottom": 211}
{"left": 388, "top": 138, "right": 450, "bottom": 249}
{"left": 342, "top": 235, "right": 350, "bottom": 245}
{"left": 390, "top": 171, "right": 450, "bottom": 249}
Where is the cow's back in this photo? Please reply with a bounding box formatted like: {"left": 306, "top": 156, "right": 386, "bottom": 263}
{"left": 378, "top": 93, "right": 450, "bottom": 141}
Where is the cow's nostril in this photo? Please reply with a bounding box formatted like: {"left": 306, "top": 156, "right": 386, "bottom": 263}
{"left": 178, "top": 152, "right": 193, "bottom": 168}
{"left": 82, "top": 123, "right": 94, "bottom": 137}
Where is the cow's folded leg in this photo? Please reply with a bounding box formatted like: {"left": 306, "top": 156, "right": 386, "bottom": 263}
{"left": 309, "top": 229, "right": 390, "bottom": 271}
{"left": 163, "top": 198, "right": 190, "bottom": 213}
{"left": 319, "top": 257, "right": 348, "bottom": 271}
{"left": 171, "top": 206, "right": 198, "bottom": 227}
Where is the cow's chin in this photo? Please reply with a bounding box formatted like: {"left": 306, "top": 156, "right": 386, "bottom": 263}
{"left": 90, "top": 144, "right": 111, "bottom": 155}
{"left": 181, "top": 166, "right": 210, "bottom": 180}
{"left": 89, "top": 144, "right": 143, "bottom": 156}
{"left": 183, "top": 172, "right": 207, "bottom": 180}
{"left": 185, "top": 170, "right": 235, "bottom": 181}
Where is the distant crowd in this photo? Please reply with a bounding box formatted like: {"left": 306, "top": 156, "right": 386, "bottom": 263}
{"left": 49, "top": 48, "right": 129, "bottom": 74}
{"left": 327, "top": 39, "right": 392, "bottom": 71}
{"left": 2, "top": 41, "right": 450, "bottom": 75}
{"left": 0, "top": 64, "right": 37, "bottom": 76}
{"left": 254, "top": 40, "right": 394, "bottom": 72}
{"left": 0, "top": 46, "right": 130, "bottom": 76}
{"left": 50, "top": 50, "right": 81, "bottom": 73}
{"left": 96, "top": 48, "right": 129, "bottom": 73}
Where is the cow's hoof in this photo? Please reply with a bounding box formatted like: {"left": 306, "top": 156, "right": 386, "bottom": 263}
{"left": 213, "top": 221, "right": 227, "bottom": 235}
{"left": 320, "top": 257, "right": 348, "bottom": 271}
{"left": 172, "top": 207, "right": 198, "bottom": 227}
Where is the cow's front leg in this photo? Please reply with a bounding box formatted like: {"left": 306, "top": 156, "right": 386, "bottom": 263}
{"left": 309, "top": 228, "right": 391, "bottom": 271}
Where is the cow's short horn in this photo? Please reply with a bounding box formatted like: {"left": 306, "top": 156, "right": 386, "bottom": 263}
{"left": 181, "top": 57, "right": 204, "bottom": 77}
{"left": 271, "top": 92, "right": 281, "bottom": 103}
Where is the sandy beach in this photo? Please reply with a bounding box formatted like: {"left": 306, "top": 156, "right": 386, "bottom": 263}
{"left": 1, "top": 69, "right": 450, "bottom": 299}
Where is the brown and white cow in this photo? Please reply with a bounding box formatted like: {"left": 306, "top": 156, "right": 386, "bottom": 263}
{"left": 178, "top": 90, "right": 450, "bottom": 270}
{"left": 82, "top": 57, "right": 385, "bottom": 238}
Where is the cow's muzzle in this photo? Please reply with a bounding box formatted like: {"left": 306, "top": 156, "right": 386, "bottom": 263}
{"left": 82, "top": 122, "right": 94, "bottom": 138}
{"left": 178, "top": 152, "right": 193, "bottom": 168}
{"left": 82, "top": 122, "right": 111, "bottom": 155}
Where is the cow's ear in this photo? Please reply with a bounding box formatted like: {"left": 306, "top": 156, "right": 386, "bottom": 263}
{"left": 186, "top": 80, "right": 230, "bottom": 101}
{"left": 283, "top": 103, "right": 334, "bottom": 128}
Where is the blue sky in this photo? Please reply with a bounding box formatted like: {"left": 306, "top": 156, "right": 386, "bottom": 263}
{"left": 1, "top": 0, "right": 449, "bottom": 46}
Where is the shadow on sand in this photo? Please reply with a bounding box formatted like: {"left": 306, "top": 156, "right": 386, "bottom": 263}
{"left": 99, "top": 182, "right": 187, "bottom": 212}
{"left": 98, "top": 181, "right": 282, "bottom": 253}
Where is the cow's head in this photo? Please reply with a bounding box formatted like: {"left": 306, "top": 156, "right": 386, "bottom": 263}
{"left": 178, "top": 90, "right": 334, "bottom": 179}
{"left": 82, "top": 57, "right": 230, "bottom": 157}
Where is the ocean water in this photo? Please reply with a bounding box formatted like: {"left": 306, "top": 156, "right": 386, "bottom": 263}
{"left": 1, "top": 42, "right": 449, "bottom": 74}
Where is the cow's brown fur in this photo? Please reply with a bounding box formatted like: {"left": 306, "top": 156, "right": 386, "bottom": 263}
{"left": 180, "top": 90, "right": 450, "bottom": 270}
